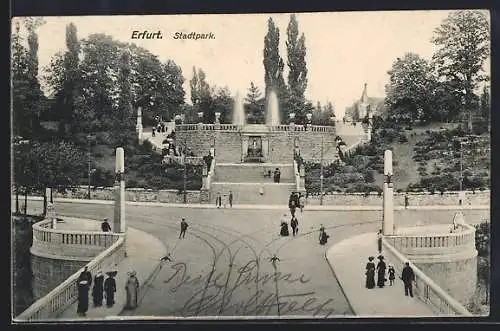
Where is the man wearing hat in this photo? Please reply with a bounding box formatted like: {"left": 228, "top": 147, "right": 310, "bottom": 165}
{"left": 179, "top": 218, "right": 189, "bottom": 239}
{"left": 101, "top": 218, "right": 112, "bottom": 232}
{"left": 401, "top": 262, "right": 416, "bottom": 297}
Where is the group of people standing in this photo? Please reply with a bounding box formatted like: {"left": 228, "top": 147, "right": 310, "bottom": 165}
{"left": 76, "top": 266, "right": 140, "bottom": 317}
{"left": 278, "top": 212, "right": 329, "bottom": 246}
{"left": 365, "top": 248, "right": 416, "bottom": 297}
{"left": 215, "top": 191, "right": 233, "bottom": 208}
{"left": 76, "top": 266, "right": 117, "bottom": 316}
{"left": 288, "top": 192, "right": 306, "bottom": 215}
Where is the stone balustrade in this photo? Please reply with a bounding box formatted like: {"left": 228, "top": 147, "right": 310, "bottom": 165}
{"left": 382, "top": 237, "right": 472, "bottom": 316}
{"left": 175, "top": 123, "right": 334, "bottom": 133}
{"left": 31, "top": 219, "right": 120, "bottom": 259}
{"left": 384, "top": 224, "right": 476, "bottom": 261}
{"left": 16, "top": 227, "right": 125, "bottom": 321}
{"left": 162, "top": 155, "right": 204, "bottom": 166}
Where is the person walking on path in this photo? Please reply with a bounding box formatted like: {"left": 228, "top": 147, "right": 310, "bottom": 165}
{"left": 216, "top": 192, "right": 222, "bottom": 208}
{"left": 401, "top": 262, "right": 416, "bottom": 297}
{"left": 376, "top": 255, "right": 387, "bottom": 288}
{"left": 377, "top": 229, "right": 383, "bottom": 254}
{"left": 92, "top": 270, "right": 104, "bottom": 307}
{"left": 77, "top": 280, "right": 90, "bottom": 316}
{"left": 365, "top": 256, "right": 376, "bottom": 289}
{"left": 290, "top": 215, "right": 298, "bottom": 236}
{"left": 179, "top": 218, "right": 189, "bottom": 239}
{"left": 104, "top": 272, "right": 117, "bottom": 307}
{"left": 319, "top": 225, "right": 329, "bottom": 245}
{"left": 229, "top": 191, "right": 233, "bottom": 208}
{"left": 299, "top": 194, "right": 305, "bottom": 213}
{"left": 101, "top": 218, "right": 112, "bottom": 232}
{"left": 124, "top": 271, "right": 140, "bottom": 310}
{"left": 388, "top": 264, "right": 396, "bottom": 286}
{"left": 404, "top": 193, "right": 409, "bottom": 209}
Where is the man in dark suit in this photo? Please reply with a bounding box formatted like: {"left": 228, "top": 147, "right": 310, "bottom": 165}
{"left": 401, "top": 262, "right": 416, "bottom": 297}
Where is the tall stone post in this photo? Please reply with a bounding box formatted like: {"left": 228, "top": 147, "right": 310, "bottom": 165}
{"left": 136, "top": 107, "right": 143, "bottom": 144}
{"left": 383, "top": 150, "right": 395, "bottom": 235}
{"left": 114, "top": 147, "right": 126, "bottom": 233}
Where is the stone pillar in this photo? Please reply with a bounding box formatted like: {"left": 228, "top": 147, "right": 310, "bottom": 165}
{"left": 201, "top": 163, "right": 208, "bottom": 189}
{"left": 114, "top": 147, "right": 126, "bottom": 233}
{"left": 136, "top": 107, "right": 143, "bottom": 144}
{"left": 383, "top": 150, "right": 394, "bottom": 235}
{"left": 242, "top": 136, "right": 248, "bottom": 161}
{"left": 262, "top": 136, "right": 269, "bottom": 160}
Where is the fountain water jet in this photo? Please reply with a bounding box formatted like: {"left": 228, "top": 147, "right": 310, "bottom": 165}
{"left": 266, "top": 89, "right": 280, "bottom": 126}
{"left": 232, "top": 91, "right": 245, "bottom": 126}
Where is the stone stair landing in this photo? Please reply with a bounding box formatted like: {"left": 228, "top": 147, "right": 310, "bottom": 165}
{"left": 210, "top": 182, "right": 296, "bottom": 205}
{"left": 214, "top": 163, "right": 294, "bottom": 183}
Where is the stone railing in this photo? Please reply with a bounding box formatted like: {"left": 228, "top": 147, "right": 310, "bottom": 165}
{"left": 175, "top": 123, "right": 334, "bottom": 133}
{"left": 382, "top": 237, "right": 472, "bottom": 316}
{"left": 176, "top": 124, "right": 241, "bottom": 131}
{"left": 31, "top": 219, "right": 120, "bottom": 259}
{"left": 162, "top": 155, "right": 204, "bottom": 166}
{"left": 206, "top": 158, "right": 216, "bottom": 190}
{"left": 385, "top": 224, "right": 476, "bottom": 255}
{"left": 293, "top": 160, "right": 300, "bottom": 192}
{"left": 16, "top": 230, "right": 126, "bottom": 321}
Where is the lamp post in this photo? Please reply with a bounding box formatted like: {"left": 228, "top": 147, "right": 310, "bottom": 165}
{"left": 86, "top": 134, "right": 96, "bottom": 199}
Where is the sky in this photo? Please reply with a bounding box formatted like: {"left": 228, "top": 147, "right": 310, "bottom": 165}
{"left": 12, "top": 10, "right": 490, "bottom": 117}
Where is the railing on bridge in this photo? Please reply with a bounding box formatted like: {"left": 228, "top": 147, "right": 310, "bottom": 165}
{"left": 382, "top": 237, "right": 472, "bottom": 316}
{"left": 31, "top": 219, "right": 120, "bottom": 258}
{"left": 16, "top": 221, "right": 126, "bottom": 321}
{"left": 384, "top": 224, "right": 476, "bottom": 256}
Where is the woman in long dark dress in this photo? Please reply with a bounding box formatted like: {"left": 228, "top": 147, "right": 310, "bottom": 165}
{"left": 92, "top": 270, "right": 104, "bottom": 307}
{"left": 280, "top": 222, "right": 290, "bottom": 236}
{"left": 104, "top": 273, "right": 117, "bottom": 307}
{"left": 77, "top": 280, "right": 89, "bottom": 316}
{"left": 376, "top": 255, "right": 387, "bottom": 288}
{"left": 365, "top": 256, "right": 376, "bottom": 289}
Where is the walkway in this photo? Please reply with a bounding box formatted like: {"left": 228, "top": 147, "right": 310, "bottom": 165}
{"left": 12, "top": 196, "right": 490, "bottom": 213}
{"left": 326, "top": 232, "right": 435, "bottom": 317}
{"left": 57, "top": 226, "right": 166, "bottom": 320}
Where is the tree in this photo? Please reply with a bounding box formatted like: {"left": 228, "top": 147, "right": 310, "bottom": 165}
{"left": 385, "top": 53, "right": 436, "bottom": 123}
{"left": 286, "top": 14, "right": 308, "bottom": 123}
{"left": 431, "top": 10, "right": 490, "bottom": 131}
{"left": 24, "top": 18, "right": 46, "bottom": 136}
{"left": 189, "top": 66, "right": 199, "bottom": 106}
{"left": 244, "top": 82, "right": 264, "bottom": 124}
{"left": 263, "top": 17, "right": 288, "bottom": 123}
{"left": 11, "top": 20, "right": 30, "bottom": 137}
{"left": 479, "top": 85, "right": 490, "bottom": 119}
{"left": 115, "top": 50, "right": 134, "bottom": 140}
{"left": 62, "top": 22, "right": 80, "bottom": 134}
{"left": 211, "top": 87, "right": 234, "bottom": 124}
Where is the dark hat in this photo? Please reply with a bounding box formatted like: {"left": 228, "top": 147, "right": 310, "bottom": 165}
{"left": 378, "top": 255, "right": 384, "bottom": 260}
{"left": 368, "top": 256, "right": 374, "bottom": 261}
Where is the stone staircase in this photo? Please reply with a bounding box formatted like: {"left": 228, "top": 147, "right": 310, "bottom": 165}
{"left": 210, "top": 162, "right": 296, "bottom": 204}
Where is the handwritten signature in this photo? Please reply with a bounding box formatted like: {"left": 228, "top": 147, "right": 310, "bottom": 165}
{"left": 163, "top": 260, "right": 335, "bottom": 318}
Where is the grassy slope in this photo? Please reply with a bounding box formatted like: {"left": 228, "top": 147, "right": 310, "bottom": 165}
{"left": 382, "top": 122, "right": 460, "bottom": 191}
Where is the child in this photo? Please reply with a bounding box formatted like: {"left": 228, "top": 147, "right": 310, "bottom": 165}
{"left": 388, "top": 264, "right": 395, "bottom": 286}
